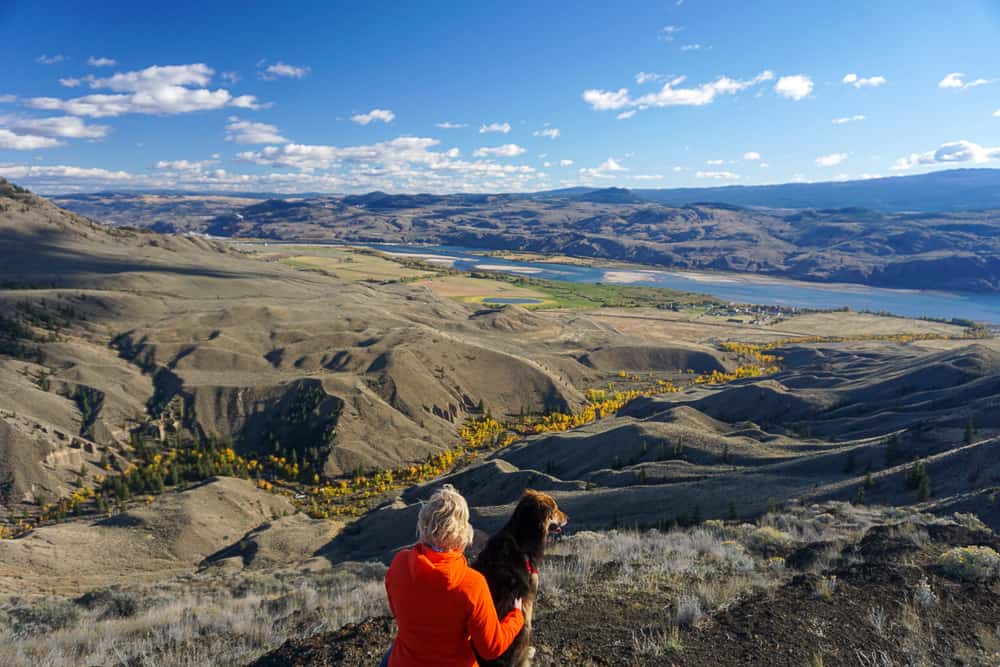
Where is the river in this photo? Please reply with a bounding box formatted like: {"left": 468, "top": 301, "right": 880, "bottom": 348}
{"left": 364, "top": 243, "right": 1000, "bottom": 324}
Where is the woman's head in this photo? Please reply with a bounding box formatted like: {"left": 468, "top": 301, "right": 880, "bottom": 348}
{"left": 417, "top": 484, "right": 474, "bottom": 551}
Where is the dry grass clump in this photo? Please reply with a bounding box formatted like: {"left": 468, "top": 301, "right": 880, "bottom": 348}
{"left": 937, "top": 545, "right": 1000, "bottom": 582}
{"left": 0, "top": 564, "right": 389, "bottom": 667}
{"left": 747, "top": 526, "right": 793, "bottom": 555}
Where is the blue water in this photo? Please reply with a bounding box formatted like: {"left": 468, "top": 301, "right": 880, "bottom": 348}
{"left": 482, "top": 297, "right": 544, "bottom": 305}
{"left": 347, "top": 242, "right": 1000, "bottom": 324}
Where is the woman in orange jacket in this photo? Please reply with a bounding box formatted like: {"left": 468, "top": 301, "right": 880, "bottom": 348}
{"left": 381, "top": 484, "right": 524, "bottom": 667}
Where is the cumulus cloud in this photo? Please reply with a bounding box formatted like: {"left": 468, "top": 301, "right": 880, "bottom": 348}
{"left": 436, "top": 121, "right": 467, "bottom": 129}
{"left": 59, "top": 77, "right": 83, "bottom": 88}
{"left": 8, "top": 115, "right": 110, "bottom": 139}
{"left": 36, "top": 54, "right": 66, "bottom": 65}
{"left": 234, "top": 135, "right": 538, "bottom": 195}
{"left": 87, "top": 56, "right": 117, "bottom": 67}
{"left": 616, "top": 110, "right": 637, "bottom": 120}
{"left": 815, "top": 152, "right": 848, "bottom": 167}
{"left": 0, "top": 129, "right": 64, "bottom": 150}
{"left": 994, "top": 109, "right": 1000, "bottom": 117}
{"left": 842, "top": 73, "right": 887, "bottom": 88}
{"left": 832, "top": 114, "right": 865, "bottom": 124}
{"left": 221, "top": 71, "right": 241, "bottom": 85}
{"left": 579, "top": 158, "right": 627, "bottom": 179}
{"left": 706, "top": 159, "right": 724, "bottom": 165}
{"left": 892, "top": 139, "right": 1000, "bottom": 170}
{"left": 743, "top": 151, "right": 761, "bottom": 160}
{"left": 473, "top": 143, "right": 526, "bottom": 157}
{"left": 774, "top": 74, "right": 813, "bottom": 100}
{"left": 696, "top": 170, "right": 739, "bottom": 180}
{"left": 0, "top": 125, "right": 548, "bottom": 195}
{"left": 938, "top": 72, "right": 991, "bottom": 89}
{"left": 351, "top": 108, "right": 395, "bottom": 125}
{"left": 479, "top": 121, "right": 511, "bottom": 134}
{"left": 24, "top": 63, "right": 263, "bottom": 117}
{"left": 225, "top": 117, "right": 288, "bottom": 144}
{"left": 533, "top": 127, "right": 560, "bottom": 139}
{"left": 154, "top": 159, "right": 219, "bottom": 171}
{"left": 584, "top": 70, "right": 774, "bottom": 115}
{"left": 259, "top": 61, "right": 310, "bottom": 80}
{"left": 559, "top": 159, "right": 574, "bottom": 166}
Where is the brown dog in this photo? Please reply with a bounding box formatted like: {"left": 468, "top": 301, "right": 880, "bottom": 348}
{"left": 471, "top": 490, "right": 568, "bottom": 667}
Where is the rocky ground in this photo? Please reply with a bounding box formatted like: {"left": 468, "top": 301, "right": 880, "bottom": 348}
{"left": 254, "top": 504, "right": 1000, "bottom": 667}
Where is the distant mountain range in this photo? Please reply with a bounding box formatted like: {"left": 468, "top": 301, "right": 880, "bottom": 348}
{"left": 44, "top": 168, "right": 1000, "bottom": 213}
{"left": 543, "top": 169, "right": 1000, "bottom": 212}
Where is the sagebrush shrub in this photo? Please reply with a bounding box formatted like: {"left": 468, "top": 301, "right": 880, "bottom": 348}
{"left": 748, "top": 526, "right": 793, "bottom": 554}
{"left": 938, "top": 546, "right": 1000, "bottom": 582}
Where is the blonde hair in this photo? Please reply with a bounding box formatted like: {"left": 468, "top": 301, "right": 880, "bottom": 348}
{"left": 417, "top": 484, "right": 474, "bottom": 551}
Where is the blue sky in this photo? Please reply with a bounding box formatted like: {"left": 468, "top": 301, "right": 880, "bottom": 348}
{"left": 2, "top": 0, "right": 999, "bottom": 194}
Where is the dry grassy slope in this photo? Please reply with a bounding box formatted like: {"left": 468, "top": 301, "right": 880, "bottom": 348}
{"left": 319, "top": 337, "right": 1000, "bottom": 564}
{"left": 0, "top": 477, "right": 294, "bottom": 594}
{"left": 0, "top": 180, "right": 727, "bottom": 503}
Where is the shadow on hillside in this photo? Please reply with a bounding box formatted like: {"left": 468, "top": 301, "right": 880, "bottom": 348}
{"left": 0, "top": 224, "right": 268, "bottom": 287}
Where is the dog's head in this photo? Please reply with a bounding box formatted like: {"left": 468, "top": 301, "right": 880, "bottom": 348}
{"left": 516, "top": 489, "right": 569, "bottom": 539}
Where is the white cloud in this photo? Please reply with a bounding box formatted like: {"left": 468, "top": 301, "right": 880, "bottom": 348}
{"left": 616, "top": 110, "right": 637, "bottom": 120}
{"left": 229, "top": 95, "right": 263, "bottom": 110}
{"left": 994, "top": 109, "right": 1000, "bottom": 117}
{"left": 479, "top": 121, "right": 511, "bottom": 134}
{"left": 759, "top": 163, "right": 769, "bottom": 168}
{"left": 225, "top": 117, "right": 288, "bottom": 144}
{"left": 259, "top": 61, "right": 310, "bottom": 80}
{"left": 632, "top": 174, "right": 665, "bottom": 181}
{"left": 815, "top": 152, "right": 848, "bottom": 167}
{"left": 832, "top": 114, "right": 866, "bottom": 124}
{"left": 579, "top": 158, "right": 627, "bottom": 179}
{"left": 0, "top": 95, "right": 15, "bottom": 104}
{"left": 1, "top": 145, "right": 543, "bottom": 195}
{"left": 473, "top": 143, "right": 526, "bottom": 157}
{"left": 938, "top": 72, "right": 991, "bottom": 90}
{"left": 36, "top": 54, "right": 66, "bottom": 65}
{"left": 706, "top": 159, "right": 724, "bottom": 165}
{"left": 680, "top": 43, "right": 703, "bottom": 51}
{"left": 0, "top": 129, "right": 64, "bottom": 150}
{"left": 559, "top": 159, "right": 574, "bottom": 166}
{"left": 658, "top": 25, "right": 681, "bottom": 41}
{"left": 634, "top": 72, "right": 661, "bottom": 85}
{"left": 59, "top": 77, "right": 83, "bottom": 88}
{"left": 533, "top": 127, "right": 560, "bottom": 139}
{"left": 351, "top": 108, "right": 395, "bottom": 125}
{"left": 436, "top": 121, "right": 467, "bottom": 129}
{"left": 8, "top": 116, "right": 110, "bottom": 139}
{"left": 892, "top": 139, "right": 1000, "bottom": 170}
{"left": 0, "top": 164, "right": 133, "bottom": 182}
{"left": 24, "top": 63, "right": 263, "bottom": 117}
{"left": 584, "top": 70, "right": 774, "bottom": 115}
{"left": 221, "top": 71, "right": 241, "bottom": 85}
{"left": 842, "top": 73, "right": 887, "bottom": 88}
{"left": 87, "top": 56, "right": 117, "bottom": 67}
{"left": 154, "top": 159, "right": 219, "bottom": 171}
{"left": 743, "top": 151, "right": 761, "bottom": 161}
{"left": 696, "top": 170, "right": 739, "bottom": 180}
{"left": 774, "top": 74, "right": 813, "bottom": 100}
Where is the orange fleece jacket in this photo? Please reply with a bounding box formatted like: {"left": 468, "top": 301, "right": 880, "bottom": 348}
{"left": 385, "top": 543, "right": 524, "bottom": 667}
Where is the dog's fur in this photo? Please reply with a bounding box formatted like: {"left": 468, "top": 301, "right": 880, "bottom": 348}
{"left": 471, "top": 490, "right": 568, "bottom": 667}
